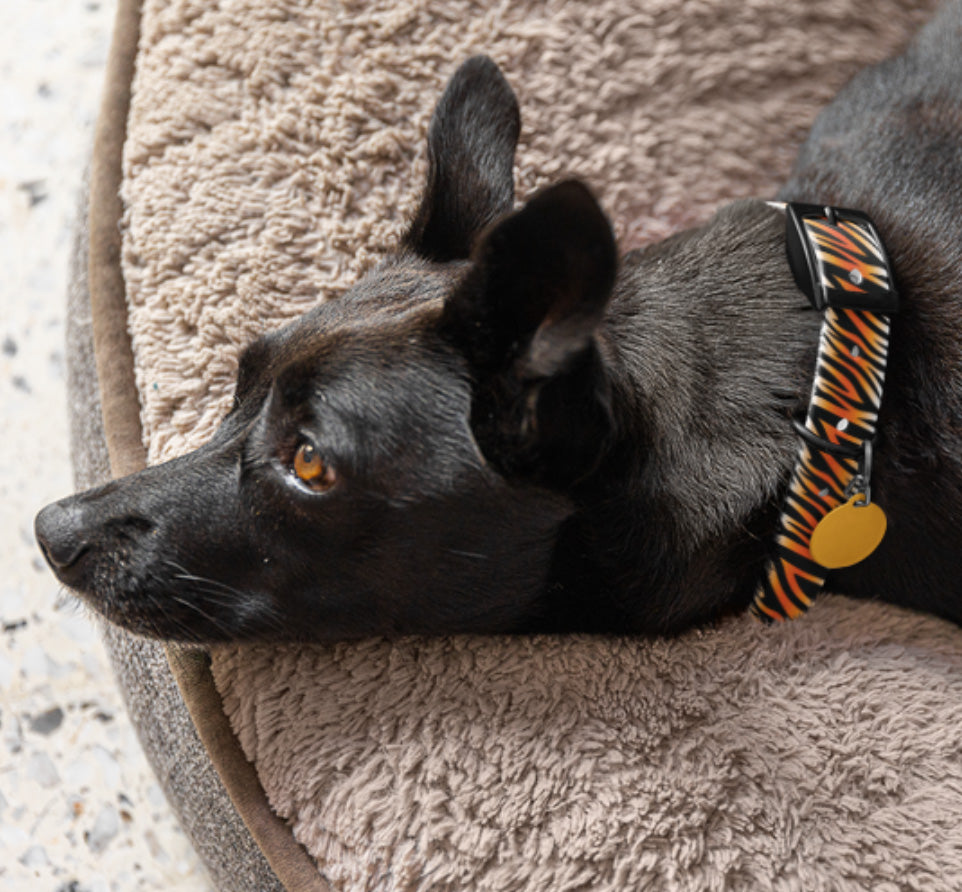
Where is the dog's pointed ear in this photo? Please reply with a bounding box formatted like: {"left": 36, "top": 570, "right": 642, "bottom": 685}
{"left": 442, "top": 179, "right": 618, "bottom": 379}
{"left": 440, "top": 180, "right": 619, "bottom": 485}
{"left": 404, "top": 56, "right": 520, "bottom": 262}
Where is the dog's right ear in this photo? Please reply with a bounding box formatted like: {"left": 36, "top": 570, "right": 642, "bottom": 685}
{"left": 439, "top": 180, "right": 619, "bottom": 486}
{"left": 404, "top": 56, "right": 520, "bottom": 262}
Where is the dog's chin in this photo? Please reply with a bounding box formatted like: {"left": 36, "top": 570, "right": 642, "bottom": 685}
{"left": 79, "top": 592, "right": 292, "bottom": 645}
{"left": 72, "top": 592, "right": 195, "bottom": 643}
{"left": 63, "top": 586, "right": 219, "bottom": 644}
{"left": 54, "top": 559, "right": 280, "bottom": 645}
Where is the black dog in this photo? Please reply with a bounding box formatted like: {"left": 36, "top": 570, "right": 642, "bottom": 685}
{"left": 36, "top": 4, "right": 962, "bottom": 642}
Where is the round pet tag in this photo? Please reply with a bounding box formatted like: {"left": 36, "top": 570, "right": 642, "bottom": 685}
{"left": 809, "top": 494, "right": 887, "bottom": 569}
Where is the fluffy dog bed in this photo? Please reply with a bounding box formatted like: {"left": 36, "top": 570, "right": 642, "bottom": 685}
{"left": 77, "top": 0, "right": 962, "bottom": 889}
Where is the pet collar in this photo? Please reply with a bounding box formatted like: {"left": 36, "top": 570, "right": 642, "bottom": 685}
{"left": 750, "top": 202, "right": 899, "bottom": 623}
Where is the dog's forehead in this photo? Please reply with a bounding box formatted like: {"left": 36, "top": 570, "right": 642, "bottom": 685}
{"left": 239, "top": 259, "right": 456, "bottom": 378}
{"left": 241, "top": 257, "right": 469, "bottom": 423}
{"left": 278, "top": 257, "right": 462, "bottom": 357}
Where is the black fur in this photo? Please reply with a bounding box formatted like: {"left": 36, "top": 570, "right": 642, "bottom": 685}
{"left": 36, "top": 5, "right": 962, "bottom": 642}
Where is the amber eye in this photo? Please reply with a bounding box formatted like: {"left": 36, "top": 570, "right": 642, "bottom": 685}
{"left": 292, "top": 441, "right": 336, "bottom": 491}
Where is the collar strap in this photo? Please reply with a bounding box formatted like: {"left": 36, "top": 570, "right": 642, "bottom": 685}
{"left": 750, "top": 202, "right": 898, "bottom": 623}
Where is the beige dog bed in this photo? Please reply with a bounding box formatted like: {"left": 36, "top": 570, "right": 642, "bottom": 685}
{"left": 76, "top": 0, "right": 962, "bottom": 889}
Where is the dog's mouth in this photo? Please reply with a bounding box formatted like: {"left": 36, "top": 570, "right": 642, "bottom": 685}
{"left": 44, "top": 552, "right": 274, "bottom": 644}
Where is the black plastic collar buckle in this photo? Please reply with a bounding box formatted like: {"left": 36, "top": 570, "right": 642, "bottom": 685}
{"left": 785, "top": 203, "right": 899, "bottom": 314}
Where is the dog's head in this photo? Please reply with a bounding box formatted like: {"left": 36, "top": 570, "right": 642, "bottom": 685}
{"left": 35, "top": 57, "right": 620, "bottom": 643}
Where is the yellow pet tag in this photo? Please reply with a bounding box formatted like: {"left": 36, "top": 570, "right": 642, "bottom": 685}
{"left": 809, "top": 495, "right": 887, "bottom": 569}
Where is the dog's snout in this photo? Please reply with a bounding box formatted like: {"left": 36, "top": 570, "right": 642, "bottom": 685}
{"left": 35, "top": 500, "right": 89, "bottom": 573}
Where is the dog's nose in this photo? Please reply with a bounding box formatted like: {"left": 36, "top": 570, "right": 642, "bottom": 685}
{"left": 35, "top": 500, "right": 89, "bottom": 572}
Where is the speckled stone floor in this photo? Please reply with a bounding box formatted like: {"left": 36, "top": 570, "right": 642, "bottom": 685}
{"left": 1, "top": 2, "right": 210, "bottom": 889}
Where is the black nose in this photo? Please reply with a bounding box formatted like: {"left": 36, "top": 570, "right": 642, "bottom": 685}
{"left": 35, "top": 500, "right": 89, "bottom": 573}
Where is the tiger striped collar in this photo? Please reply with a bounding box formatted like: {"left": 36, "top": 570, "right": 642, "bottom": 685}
{"left": 750, "top": 202, "right": 899, "bottom": 623}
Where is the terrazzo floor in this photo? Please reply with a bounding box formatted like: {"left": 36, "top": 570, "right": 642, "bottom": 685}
{"left": 1, "top": 2, "right": 211, "bottom": 889}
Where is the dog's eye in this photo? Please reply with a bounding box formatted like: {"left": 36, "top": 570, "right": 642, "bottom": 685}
{"left": 292, "top": 441, "right": 336, "bottom": 492}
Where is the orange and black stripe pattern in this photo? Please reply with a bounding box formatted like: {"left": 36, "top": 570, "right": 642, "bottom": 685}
{"left": 751, "top": 211, "right": 895, "bottom": 623}
{"left": 804, "top": 216, "right": 892, "bottom": 300}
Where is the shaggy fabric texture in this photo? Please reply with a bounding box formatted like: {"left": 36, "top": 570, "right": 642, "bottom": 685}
{"left": 214, "top": 600, "right": 962, "bottom": 890}
{"left": 117, "top": 0, "right": 962, "bottom": 888}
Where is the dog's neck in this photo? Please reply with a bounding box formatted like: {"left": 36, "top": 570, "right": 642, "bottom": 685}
{"left": 545, "top": 199, "right": 824, "bottom": 632}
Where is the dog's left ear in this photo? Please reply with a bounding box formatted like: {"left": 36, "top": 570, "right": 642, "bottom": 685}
{"left": 404, "top": 56, "right": 520, "bottom": 262}
{"left": 442, "top": 180, "right": 619, "bottom": 485}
